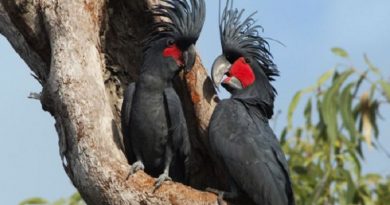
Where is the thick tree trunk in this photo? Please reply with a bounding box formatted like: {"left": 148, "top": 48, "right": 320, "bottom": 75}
{"left": 0, "top": 0, "right": 221, "bottom": 204}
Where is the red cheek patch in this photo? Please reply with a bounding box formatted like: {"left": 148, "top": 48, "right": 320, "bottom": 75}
{"left": 163, "top": 45, "right": 184, "bottom": 66}
{"left": 229, "top": 57, "right": 255, "bottom": 88}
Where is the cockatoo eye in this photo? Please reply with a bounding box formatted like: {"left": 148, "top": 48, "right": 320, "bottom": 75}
{"left": 167, "top": 39, "right": 175, "bottom": 46}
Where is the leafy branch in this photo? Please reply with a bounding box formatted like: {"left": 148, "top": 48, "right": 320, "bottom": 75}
{"left": 283, "top": 48, "right": 390, "bottom": 205}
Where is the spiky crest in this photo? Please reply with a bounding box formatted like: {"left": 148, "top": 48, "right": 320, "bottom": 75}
{"left": 144, "top": 0, "right": 206, "bottom": 49}
{"left": 219, "top": 0, "right": 279, "bottom": 81}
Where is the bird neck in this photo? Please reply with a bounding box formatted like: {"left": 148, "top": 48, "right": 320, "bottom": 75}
{"left": 231, "top": 67, "right": 276, "bottom": 119}
{"left": 138, "top": 73, "right": 172, "bottom": 91}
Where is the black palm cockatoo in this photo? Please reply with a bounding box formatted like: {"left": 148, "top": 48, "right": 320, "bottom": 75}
{"left": 121, "top": 0, "right": 205, "bottom": 189}
{"left": 208, "top": 1, "right": 295, "bottom": 204}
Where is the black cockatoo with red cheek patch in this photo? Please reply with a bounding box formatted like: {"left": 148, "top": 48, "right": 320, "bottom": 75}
{"left": 208, "top": 0, "right": 295, "bottom": 204}
{"left": 121, "top": 0, "right": 205, "bottom": 189}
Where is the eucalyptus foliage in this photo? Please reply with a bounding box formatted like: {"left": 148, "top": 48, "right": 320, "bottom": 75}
{"left": 282, "top": 48, "right": 390, "bottom": 205}
{"left": 19, "top": 193, "right": 84, "bottom": 205}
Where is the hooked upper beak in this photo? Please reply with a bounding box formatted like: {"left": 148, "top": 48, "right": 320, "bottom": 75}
{"left": 211, "top": 55, "right": 231, "bottom": 88}
{"left": 183, "top": 44, "right": 197, "bottom": 72}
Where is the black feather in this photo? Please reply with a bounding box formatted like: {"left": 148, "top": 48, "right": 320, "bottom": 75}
{"left": 219, "top": 0, "right": 279, "bottom": 81}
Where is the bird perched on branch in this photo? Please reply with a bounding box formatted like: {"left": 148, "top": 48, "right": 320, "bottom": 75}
{"left": 208, "top": 0, "right": 295, "bottom": 204}
{"left": 121, "top": 0, "right": 205, "bottom": 189}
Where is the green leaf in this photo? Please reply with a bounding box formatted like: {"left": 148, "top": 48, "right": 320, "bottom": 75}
{"left": 280, "top": 127, "right": 288, "bottom": 145}
{"left": 379, "top": 80, "right": 390, "bottom": 102}
{"left": 343, "top": 170, "right": 356, "bottom": 204}
{"left": 357, "top": 139, "right": 364, "bottom": 159}
{"left": 288, "top": 91, "right": 303, "bottom": 128}
{"left": 295, "top": 128, "right": 303, "bottom": 140}
{"left": 364, "top": 54, "right": 381, "bottom": 76}
{"left": 369, "top": 101, "right": 380, "bottom": 139}
{"left": 331, "top": 47, "right": 349, "bottom": 58}
{"left": 52, "top": 199, "right": 66, "bottom": 205}
{"left": 369, "top": 83, "right": 377, "bottom": 99}
{"left": 69, "top": 193, "right": 82, "bottom": 205}
{"left": 309, "top": 170, "right": 332, "bottom": 204}
{"left": 349, "top": 150, "right": 362, "bottom": 176}
{"left": 353, "top": 70, "right": 368, "bottom": 97}
{"left": 321, "top": 69, "right": 354, "bottom": 144}
{"left": 19, "top": 198, "right": 48, "bottom": 205}
{"left": 304, "top": 98, "right": 312, "bottom": 127}
{"left": 340, "top": 83, "right": 358, "bottom": 140}
{"left": 317, "top": 69, "right": 335, "bottom": 87}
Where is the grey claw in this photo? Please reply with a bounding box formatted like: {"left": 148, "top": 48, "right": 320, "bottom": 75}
{"left": 153, "top": 173, "right": 172, "bottom": 192}
{"left": 131, "top": 161, "right": 145, "bottom": 174}
{"left": 126, "top": 161, "right": 145, "bottom": 179}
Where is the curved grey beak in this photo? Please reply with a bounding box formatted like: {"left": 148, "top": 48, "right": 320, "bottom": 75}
{"left": 183, "top": 44, "right": 197, "bottom": 72}
{"left": 211, "top": 55, "right": 231, "bottom": 88}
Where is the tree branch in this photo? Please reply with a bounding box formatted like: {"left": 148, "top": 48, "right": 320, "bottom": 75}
{"left": 0, "top": 0, "right": 49, "bottom": 84}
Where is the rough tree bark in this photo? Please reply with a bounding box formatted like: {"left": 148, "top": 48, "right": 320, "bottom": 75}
{"left": 0, "top": 0, "right": 223, "bottom": 204}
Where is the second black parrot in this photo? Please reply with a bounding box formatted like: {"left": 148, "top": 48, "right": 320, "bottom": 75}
{"left": 208, "top": 1, "right": 295, "bottom": 204}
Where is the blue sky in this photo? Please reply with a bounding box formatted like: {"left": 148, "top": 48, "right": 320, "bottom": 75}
{"left": 1, "top": 0, "right": 390, "bottom": 204}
